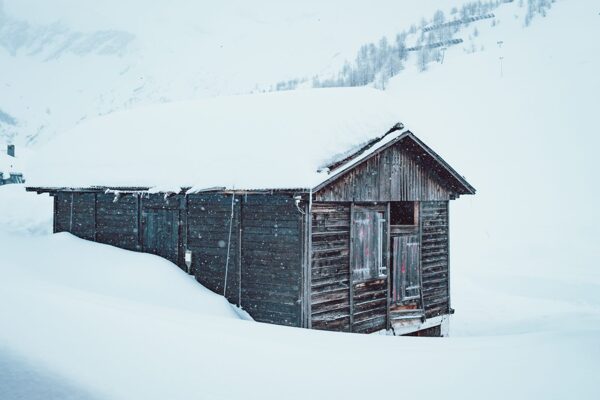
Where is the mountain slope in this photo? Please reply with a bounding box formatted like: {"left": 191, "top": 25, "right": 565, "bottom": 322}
{"left": 1, "top": 0, "right": 508, "bottom": 147}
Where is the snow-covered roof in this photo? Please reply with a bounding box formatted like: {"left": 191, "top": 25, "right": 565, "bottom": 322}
{"left": 26, "top": 87, "right": 473, "bottom": 195}
{"left": 28, "top": 88, "right": 410, "bottom": 191}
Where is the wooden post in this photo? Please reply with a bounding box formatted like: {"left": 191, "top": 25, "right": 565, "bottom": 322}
{"left": 93, "top": 193, "right": 98, "bottom": 241}
{"left": 139, "top": 194, "right": 144, "bottom": 252}
{"left": 179, "top": 195, "right": 188, "bottom": 271}
{"left": 446, "top": 201, "right": 451, "bottom": 314}
{"left": 69, "top": 192, "right": 74, "bottom": 232}
{"left": 386, "top": 201, "right": 391, "bottom": 331}
{"left": 53, "top": 195, "right": 57, "bottom": 234}
{"left": 349, "top": 203, "right": 355, "bottom": 332}
{"left": 238, "top": 197, "right": 243, "bottom": 307}
{"left": 305, "top": 195, "right": 313, "bottom": 329}
{"left": 137, "top": 194, "right": 143, "bottom": 252}
{"left": 418, "top": 202, "right": 426, "bottom": 319}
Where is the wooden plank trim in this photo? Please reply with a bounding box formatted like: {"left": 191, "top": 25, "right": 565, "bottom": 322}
{"left": 349, "top": 202, "right": 355, "bottom": 331}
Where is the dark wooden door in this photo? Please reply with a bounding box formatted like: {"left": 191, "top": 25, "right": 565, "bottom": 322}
{"left": 142, "top": 208, "right": 180, "bottom": 264}
{"left": 392, "top": 234, "right": 420, "bottom": 303}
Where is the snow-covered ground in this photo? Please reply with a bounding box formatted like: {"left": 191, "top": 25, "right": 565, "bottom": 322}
{"left": 2, "top": 0, "right": 600, "bottom": 399}
{"left": 1, "top": 183, "right": 598, "bottom": 399}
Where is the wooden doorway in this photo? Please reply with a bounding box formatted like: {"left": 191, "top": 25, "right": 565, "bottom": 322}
{"left": 392, "top": 234, "right": 421, "bottom": 304}
{"left": 142, "top": 208, "right": 180, "bottom": 264}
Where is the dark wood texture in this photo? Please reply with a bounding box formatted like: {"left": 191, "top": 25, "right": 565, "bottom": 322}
{"left": 403, "top": 324, "right": 442, "bottom": 337}
{"left": 142, "top": 208, "right": 180, "bottom": 264}
{"left": 310, "top": 203, "right": 352, "bottom": 332}
{"left": 420, "top": 201, "right": 450, "bottom": 318}
{"left": 51, "top": 190, "right": 305, "bottom": 328}
{"left": 240, "top": 194, "right": 303, "bottom": 327}
{"left": 315, "top": 141, "right": 453, "bottom": 202}
{"left": 352, "top": 278, "right": 387, "bottom": 333}
{"left": 95, "top": 193, "right": 140, "bottom": 251}
{"left": 186, "top": 193, "right": 241, "bottom": 302}
{"left": 54, "top": 192, "right": 95, "bottom": 240}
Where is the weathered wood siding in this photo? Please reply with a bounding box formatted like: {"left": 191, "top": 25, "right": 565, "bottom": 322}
{"left": 186, "top": 193, "right": 241, "bottom": 302}
{"left": 315, "top": 142, "right": 453, "bottom": 202}
{"left": 352, "top": 278, "right": 387, "bottom": 333}
{"left": 310, "top": 203, "right": 351, "bottom": 331}
{"left": 240, "top": 194, "right": 303, "bottom": 327}
{"left": 51, "top": 191, "right": 305, "bottom": 327}
{"left": 420, "top": 201, "right": 450, "bottom": 318}
{"left": 54, "top": 192, "right": 95, "bottom": 241}
{"left": 96, "top": 194, "right": 140, "bottom": 251}
{"left": 141, "top": 194, "right": 182, "bottom": 266}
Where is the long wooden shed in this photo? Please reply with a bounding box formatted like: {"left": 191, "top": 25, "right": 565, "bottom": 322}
{"left": 28, "top": 125, "right": 475, "bottom": 336}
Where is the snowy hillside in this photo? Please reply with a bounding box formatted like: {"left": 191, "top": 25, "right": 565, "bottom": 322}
{"left": 2, "top": 0, "right": 519, "bottom": 148}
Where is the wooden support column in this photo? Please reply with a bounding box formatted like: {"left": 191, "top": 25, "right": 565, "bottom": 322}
{"left": 418, "top": 201, "right": 426, "bottom": 318}
{"left": 179, "top": 195, "right": 188, "bottom": 270}
{"left": 306, "top": 196, "right": 312, "bottom": 329}
{"left": 93, "top": 193, "right": 98, "bottom": 241}
{"left": 386, "top": 201, "right": 391, "bottom": 331}
{"left": 238, "top": 197, "right": 243, "bottom": 306}
{"left": 53, "top": 195, "right": 58, "bottom": 234}
{"left": 138, "top": 194, "right": 145, "bottom": 252}
{"left": 447, "top": 201, "right": 451, "bottom": 313}
{"left": 349, "top": 203, "right": 355, "bottom": 331}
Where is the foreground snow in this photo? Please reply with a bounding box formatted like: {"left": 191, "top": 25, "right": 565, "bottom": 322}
{"left": 1, "top": 235, "right": 598, "bottom": 399}
{"left": 1, "top": 185, "right": 599, "bottom": 400}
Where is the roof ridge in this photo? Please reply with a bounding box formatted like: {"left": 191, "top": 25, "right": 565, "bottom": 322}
{"left": 322, "top": 122, "right": 404, "bottom": 173}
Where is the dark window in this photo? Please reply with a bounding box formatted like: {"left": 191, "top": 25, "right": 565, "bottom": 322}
{"left": 392, "top": 235, "right": 421, "bottom": 302}
{"left": 390, "top": 202, "right": 416, "bottom": 225}
{"left": 352, "top": 207, "right": 386, "bottom": 281}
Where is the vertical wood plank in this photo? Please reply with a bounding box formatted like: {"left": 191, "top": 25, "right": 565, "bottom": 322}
{"left": 386, "top": 201, "right": 391, "bottom": 331}
{"left": 349, "top": 202, "right": 355, "bottom": 331}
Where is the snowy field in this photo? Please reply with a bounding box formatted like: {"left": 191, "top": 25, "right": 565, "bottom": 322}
{"left": 2, "top": 0, "right": 600, "bottom": 399}
{"left": 1, "top": 185, "right": 598, "bottom": 400}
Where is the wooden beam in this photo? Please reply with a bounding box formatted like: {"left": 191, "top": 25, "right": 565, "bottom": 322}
{"left": 418, "top": 201, "right": 426, "bottom": 320}
{"left": 446, "top": 201, "right": 451, "bottom": 314}
{"left": 349, "top": 203, "right": 355, "bottom": 331}
{"left": 386, "top": 201, "right": 391, "bottom": 331}
{"left": 238, "top": 197, "right": 243, "bottom": 306}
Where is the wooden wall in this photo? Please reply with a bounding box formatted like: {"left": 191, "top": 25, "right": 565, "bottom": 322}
{"left": 55, "top": 192, "right": 96, "bottom": 241}
{"left": 352, "top": 278, "right": 387, "bottom": 333}
{"left": 186, "top": 193, "right": 241, "bottom": 302}
{"left": 310, "top": 203, "right": 351, "bottom": 331}
{"left": 51, "top": 191, "right": 452, "bottom": 332}
{"left": 52, "top": 191, "right": 304, "bottom": 328}
{"left": 96, "top": 194, "right": 139, "bottom": 251}
{"left": 420, "top": 201, "right": 450, "bottom": 318}
{"left": 315, "top": 142, "right": 453, "bottom": 202}
{"left": 311, "top": 200, "right": 451, "bottom": 333}
{"left": 310, "top": 203, "right": 388, "bottom": 334}
{"left": 240, "top": 194, "right": 303, "bottom": 327}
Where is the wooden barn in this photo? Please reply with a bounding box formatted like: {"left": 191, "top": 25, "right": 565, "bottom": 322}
{"left": 27, "top": 125, "right": 474, "bottom": 336}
